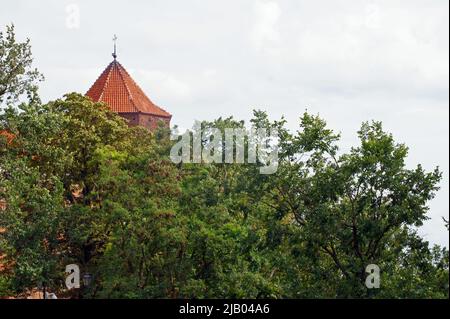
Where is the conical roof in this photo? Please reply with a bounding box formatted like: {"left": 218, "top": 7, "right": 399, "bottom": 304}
{"left": 86, "top": 60, "right": 171, "bottom": 118}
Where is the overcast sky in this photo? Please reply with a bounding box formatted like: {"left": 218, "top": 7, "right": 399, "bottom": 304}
{"left": 2, "top": 0, "right": 448, "bottom": 246}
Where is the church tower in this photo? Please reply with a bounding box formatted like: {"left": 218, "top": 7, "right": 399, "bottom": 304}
{"left": 86, "top": 37, "right": 171, "bottom": 130}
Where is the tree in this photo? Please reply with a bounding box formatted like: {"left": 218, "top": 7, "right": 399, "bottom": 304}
{"left": 0, "top": 93, "right": 133, "bottom": 294}
{"left": 0, "top": 158, "right": 64, "bottom": 291}
{"left": 0, "top": 24, "right": 44, "bottom": 106}
{"left": 243, "top": 112, "right": 445, "bottom": 297}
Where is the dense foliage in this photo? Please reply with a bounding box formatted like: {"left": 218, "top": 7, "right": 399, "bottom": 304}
{"left": 0, "top": 25, "right": 448, "bottom": 299}
{"left": 0, "top": 24, "right": 43, "bottom": 107}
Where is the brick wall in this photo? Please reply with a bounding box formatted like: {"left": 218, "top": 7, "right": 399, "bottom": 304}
{"left": 118, "top": 113, "right": 170, "bottom": 131}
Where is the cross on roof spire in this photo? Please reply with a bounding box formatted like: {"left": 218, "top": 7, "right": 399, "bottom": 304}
{"left": 112, "top": 34, "right": 118, "bottom": 60}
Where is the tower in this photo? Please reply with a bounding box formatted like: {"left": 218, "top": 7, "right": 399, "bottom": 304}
{"left": 86, "top": 36, "right": 172, "bottom": 130}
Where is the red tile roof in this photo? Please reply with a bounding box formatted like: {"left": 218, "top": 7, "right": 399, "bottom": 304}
{"left": 0, "top": 130, "right": 15, "bottom": 145}
{"left": 86, "top": 60, "right": 171, "bottom": 118}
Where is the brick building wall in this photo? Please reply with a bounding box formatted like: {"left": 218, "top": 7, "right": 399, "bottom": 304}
{"left": 119, "top": 113, "right": 170, "bottom": 131}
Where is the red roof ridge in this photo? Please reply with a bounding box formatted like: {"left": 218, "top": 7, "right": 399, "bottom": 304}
{"left": 97, "top": 63, "right": 112, "bottom": 102}
{"left": 115, "top": 61, "right": 139, "bottom": 113}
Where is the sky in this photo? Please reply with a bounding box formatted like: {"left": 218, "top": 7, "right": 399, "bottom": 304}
{"left": 1, "top": 0, "right": 448, "bottom": 246}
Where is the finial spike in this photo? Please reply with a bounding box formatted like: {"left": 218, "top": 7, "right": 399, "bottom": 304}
{"left": 112, "top": 34, "right": 118, "bottom": 60}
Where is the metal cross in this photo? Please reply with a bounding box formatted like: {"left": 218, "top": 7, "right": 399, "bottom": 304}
{"left": 112, "top": 34, "right": 118, "bottom": 59}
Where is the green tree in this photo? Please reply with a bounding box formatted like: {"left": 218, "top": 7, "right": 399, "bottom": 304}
{"left": 0, "top": 158, "right": 64, "bottom": 291}
{"left": 0, "top": 24, "right": 43, "bottom": 106}
{"left": 244, "top": 112, "right": 445, "bottom": 297}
